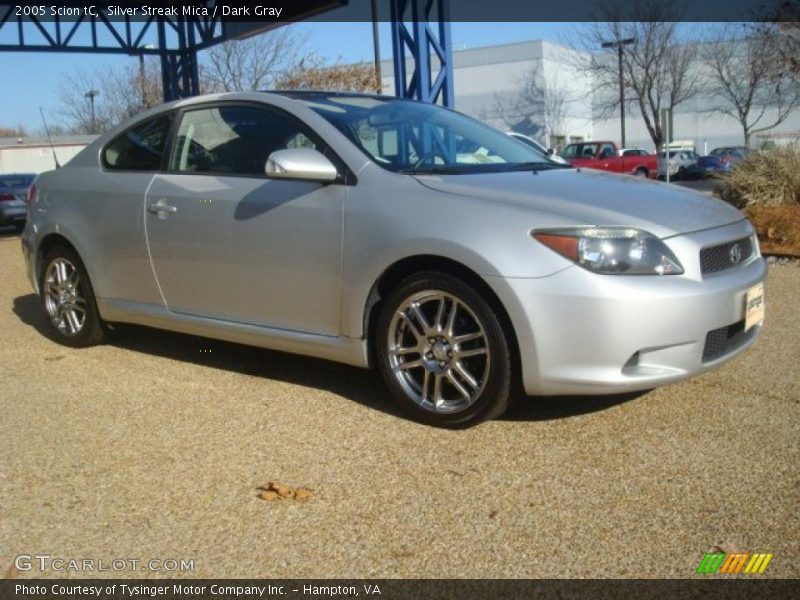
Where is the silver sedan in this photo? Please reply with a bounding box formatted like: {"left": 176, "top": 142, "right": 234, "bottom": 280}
{"left": 21, "top": 92, "right": 766, "bottom": 427}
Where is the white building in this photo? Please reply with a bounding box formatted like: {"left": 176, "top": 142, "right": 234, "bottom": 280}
{"left": 380, "top": 39, "right": 800, "bottom": 153}
{"left": 0, "top": 135, "right": 96, "bottom": 174}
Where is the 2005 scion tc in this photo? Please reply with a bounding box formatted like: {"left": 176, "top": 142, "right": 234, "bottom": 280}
{"left": 21, "top": 92, "right": 766, "bottom": 427}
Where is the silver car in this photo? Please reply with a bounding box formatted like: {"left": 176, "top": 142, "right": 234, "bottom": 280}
{"left": 21, "top": 92, "right": 766, "bottom": 427}
{"left": 658, "top": 150, "right": 699, "bottom": 179}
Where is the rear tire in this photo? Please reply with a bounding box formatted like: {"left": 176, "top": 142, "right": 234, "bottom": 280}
{"left": 39, "top": 245, "right": 107, "bottom": 348}
{"left": 634, "top": 168, "right": 648, "bottom": 177}
{"left": 376, "top": 271, "right": 515, "bottom": 428}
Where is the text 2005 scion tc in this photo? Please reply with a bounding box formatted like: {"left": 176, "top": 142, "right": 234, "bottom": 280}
{"left": 21, "top": 92, "right": 766, "bottom": 427}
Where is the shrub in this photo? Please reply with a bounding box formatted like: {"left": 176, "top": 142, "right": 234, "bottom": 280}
{"left": 716, "top": 145, "right": 800, "bottom": 209}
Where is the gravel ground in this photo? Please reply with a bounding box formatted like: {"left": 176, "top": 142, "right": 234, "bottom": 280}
{"left": 0, "top": 232, "right": 798, "bottom": 579}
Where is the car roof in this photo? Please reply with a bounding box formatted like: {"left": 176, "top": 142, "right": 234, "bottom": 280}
{"left": 267, "top": 90, "right": 405, "bottom": 102}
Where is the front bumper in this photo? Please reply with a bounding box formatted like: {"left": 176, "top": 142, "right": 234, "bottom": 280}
{"left": 492, "top": 219, "right": 767, "bottom": 396}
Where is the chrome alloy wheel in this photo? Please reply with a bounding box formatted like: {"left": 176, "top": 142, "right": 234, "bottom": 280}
{"left": 43, "top": 258, "right": 87, "bottom": 337}
{"left": 387, "top": 290, "right": 490, "bottom": 413}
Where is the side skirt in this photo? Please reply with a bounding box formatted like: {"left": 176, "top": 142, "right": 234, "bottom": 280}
{"left": 97, "top": 298, "right": 370, "bottom": 368}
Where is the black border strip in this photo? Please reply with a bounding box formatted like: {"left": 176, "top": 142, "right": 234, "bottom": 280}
{"left": 2, "top": 579, "right": 799, "bottom": 600}
{"left": 2, "top": 0, "right": 794, "bottom": 23}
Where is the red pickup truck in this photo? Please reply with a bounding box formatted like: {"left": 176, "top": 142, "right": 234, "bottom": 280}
{"left": 560, "top": 142, "right": 658, "bottom": 178}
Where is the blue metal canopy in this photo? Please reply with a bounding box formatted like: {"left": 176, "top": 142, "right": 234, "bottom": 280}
{"left": 0, "top": 1, "right": 454, "bottom": 106}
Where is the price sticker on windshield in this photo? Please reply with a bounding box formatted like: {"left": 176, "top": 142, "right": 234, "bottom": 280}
{"left": 744, "top": 283, "right": 765, "bottom": 332}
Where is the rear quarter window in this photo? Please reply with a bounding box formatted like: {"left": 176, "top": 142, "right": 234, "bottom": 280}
{"left": 103, "top": 113, "right": 173, "bottom": 171}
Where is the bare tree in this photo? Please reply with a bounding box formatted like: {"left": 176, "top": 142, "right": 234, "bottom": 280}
{"left": 0, "top": 125, "right": 28, "bottom": 137}
{"left": 56, "top": 70, "right": 112, "bottom": 134}
{"left": 104, "top": 57, "right": 162, "bottom": 119}
{"left": 56, "top": 58, "right": 162, "bottom": 133}
{"left": 275, "top": 53, "right": 379, "bottom": 93}
{"left": 202, "top": 26, "right": 308, "bottom": 92}
{"left": 489, "top": 64, "right": 573, "bottom": 147}
{"left": 754, "top": 1, "right": 800, "bottom": 76}
{"left": 567, "top": 0, "right": 700, "bottom": 149}
{"left": 704, "top": 26, "right": 800, "bottom": 146}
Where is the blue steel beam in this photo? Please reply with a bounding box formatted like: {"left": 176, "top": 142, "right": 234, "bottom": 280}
{"left": 0, "top": 2, "right": 218, "bottom": 101}
{"left": 389, "top": 0, "right": 454, "bottom": 107}
{"left": 0, "top": 4, "right": 225, "bottom": 54}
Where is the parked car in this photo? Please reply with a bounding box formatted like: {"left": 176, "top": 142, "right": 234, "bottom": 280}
{"left": 560, "top": 141, "right": 658, "bottom": 178}
{"left": 658, "top": 150, "right": 699, "bottom": 180}
{"left": 0, "top": 173, "right": 35, "bottom": 231}
{"left": 684, "top": 155, "right": 733, "bottom": 179}
{"left": 618, "top": 147, "right": 651, "bottom": 157}
{"left": 710, "top": 146, "right": 749, "bottom": 165}
{"left": 21, "top": 92, "right": 766, "bottom": 427}
{"left": 506, "top": 132, "right": 568, "bottom": 164}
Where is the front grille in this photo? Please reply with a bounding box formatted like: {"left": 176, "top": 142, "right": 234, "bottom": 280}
{"left": 702, "top": 320, "right": 757, "bottom": 362}
{"left": 700, "top": 237, "right": 753, "bottom": 275}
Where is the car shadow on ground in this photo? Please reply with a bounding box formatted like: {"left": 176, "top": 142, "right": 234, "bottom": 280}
{"left": 12, "top": 293, "right": 646, "bottom": 424}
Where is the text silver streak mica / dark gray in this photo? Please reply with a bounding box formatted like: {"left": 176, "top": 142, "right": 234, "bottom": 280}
{"left": 21, "top": 91, "right": 766, "bottom": 426}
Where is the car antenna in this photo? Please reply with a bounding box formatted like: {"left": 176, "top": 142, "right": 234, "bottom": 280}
{"left": 39, "top": 107, "right": 61, "bottom": 169}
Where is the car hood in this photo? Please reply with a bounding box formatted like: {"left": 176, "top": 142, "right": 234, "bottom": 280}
{"left": 413, "top": 168, "right": 744, "bottom": 238}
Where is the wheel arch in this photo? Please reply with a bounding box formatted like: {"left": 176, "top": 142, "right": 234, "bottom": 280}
{"left": 362, "top": 254, "right": 520, "bottom": 372}
{"left": 35, "top": 233, "right": 83, "bottom": 290}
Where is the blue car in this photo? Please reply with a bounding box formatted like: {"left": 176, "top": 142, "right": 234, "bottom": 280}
{"left": 0, "top": 173, "right": 35, "bottom": 231}
{"left": 684, "top": 156, "right": 731, "bottom": 179}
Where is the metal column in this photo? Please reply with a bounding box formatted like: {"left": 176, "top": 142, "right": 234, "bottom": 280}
{"left": 390, "top": 0, "right": 454, "bottom": 107}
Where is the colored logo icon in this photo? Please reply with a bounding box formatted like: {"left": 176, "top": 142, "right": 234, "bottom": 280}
{"left": 696, "top": 552, "right": 773, "bottom": 574}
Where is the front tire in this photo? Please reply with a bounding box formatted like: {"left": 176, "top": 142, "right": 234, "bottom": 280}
{"left": 376, "top": 271, "right": 515, "bottom": 428}
{"left": 39, "top": 245, "right": 107, "bottom": 348}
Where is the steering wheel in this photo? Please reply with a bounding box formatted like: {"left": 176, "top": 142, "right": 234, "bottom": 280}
{"left": 412, "top": 151, "right": 449, "bottom": 169}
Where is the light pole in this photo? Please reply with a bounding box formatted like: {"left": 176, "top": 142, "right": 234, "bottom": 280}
{"left": 84, "top": 90, "right": 99, "bottom": 133}
{"left": 137, "top": 44, "right": 155, "bottom": 108}
{"left": 139, "top": 55, "right": 146, "bottom": 106}
{"left": 601, "top": 37, "right": 635, "bottom": 148}
{"left": 371, "top": 0, "right": 382, "bottom": 94}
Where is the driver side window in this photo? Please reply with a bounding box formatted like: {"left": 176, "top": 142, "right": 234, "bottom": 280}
{"left": 169, "top": 106, "right": 318, "bottom": 176}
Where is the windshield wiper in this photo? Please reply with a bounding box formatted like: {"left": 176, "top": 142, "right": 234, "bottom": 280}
{"left": 398, "top": 165, "right": 473, "bottom": 175}
{"left": 398, "top": 162, "right": 573, "bottom": 176}
{"left": 506, "top": 162, "right": 573, "bottom": 171}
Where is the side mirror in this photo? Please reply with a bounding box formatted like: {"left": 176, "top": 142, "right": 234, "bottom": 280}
{"left": 547, "top": 148, "right": 555, "bottom": 155}
{"left": 265, "top": 148, "right": 338, "bottom": 182}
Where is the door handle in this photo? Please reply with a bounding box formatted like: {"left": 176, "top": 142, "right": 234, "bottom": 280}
{"left": 147, "top": 200, "right": 177, "bottom": 218}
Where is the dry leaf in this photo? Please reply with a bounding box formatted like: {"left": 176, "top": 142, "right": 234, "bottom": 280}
{"left": 294, "top": 489, "right": 313, "bottom": 502}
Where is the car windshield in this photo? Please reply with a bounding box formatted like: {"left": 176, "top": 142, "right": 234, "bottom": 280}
{"left": 289, "top": 94, "right": 564, "bottom": 174}
{"left": 561, "top": 143, "right": 598, "bottom": 158}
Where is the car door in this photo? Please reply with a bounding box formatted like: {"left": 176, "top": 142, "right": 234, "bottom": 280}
{"left": 88, "top": 111, "right": 175, "bottom": 306}
{"left": 597, "top": 143, "right": 618, "bottom": 172}
{"left": 144, "top": 103, "right": 345, "bottom": 336}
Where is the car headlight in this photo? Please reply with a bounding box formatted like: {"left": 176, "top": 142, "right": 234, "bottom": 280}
{"left": 532, "top": 227, "right": 684, "bottom": 275}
